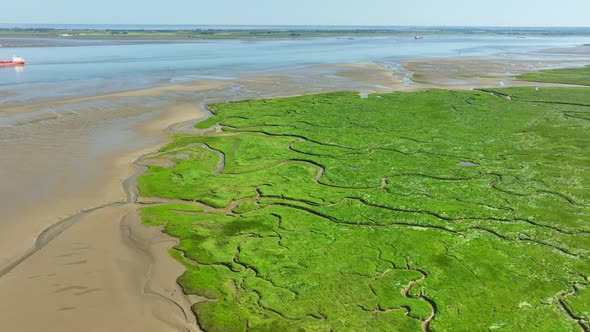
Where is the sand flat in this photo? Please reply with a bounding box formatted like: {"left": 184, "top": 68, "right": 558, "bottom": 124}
{"left": 0, "top": 86, "right": 214, "bottom": 272}
{"left": 0, "top": 204, "right": 201, "bottom": 332}
{"left": 402, "top": 57, "right": 590, "bottom": 88}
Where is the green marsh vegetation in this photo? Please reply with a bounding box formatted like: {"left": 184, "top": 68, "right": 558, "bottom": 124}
{"left": 139, "top": 76, "right": 590, "bottom": 330}
{"left": 518, "top": 65, "right": 590, "bottom": 86}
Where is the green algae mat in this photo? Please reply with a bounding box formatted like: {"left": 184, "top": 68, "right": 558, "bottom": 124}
{"left": 139, "top": 86, "right": 590, "bottom": 331}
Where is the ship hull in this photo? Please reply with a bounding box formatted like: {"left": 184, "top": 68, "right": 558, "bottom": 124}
{"left": 0, "top": 61, "right": 25, "bottom": 66}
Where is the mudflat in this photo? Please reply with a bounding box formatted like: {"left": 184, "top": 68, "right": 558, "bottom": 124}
{"left": 0, "top": 205, "right": 200, "bottom": 332}
{"left": 0, "top": 62, "right": 407, "bottom": 331}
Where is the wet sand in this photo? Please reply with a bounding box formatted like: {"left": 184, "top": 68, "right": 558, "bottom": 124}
{"left": 402, "top": 47, "right": 590, "bottom": 89}
{"left": 0, "top": 82, "right": 223, "bottom": 331}
{"left": 0, "top": 51, "right": 588, "bottom": 331}
{"left": 0, "top": 205, "right": 201, "bottom": 332}
{"left": 0, "top": 81, "right": 226, "bottom": 273}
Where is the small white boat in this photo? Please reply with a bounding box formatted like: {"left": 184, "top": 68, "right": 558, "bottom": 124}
{"left": 414, "top": 36, "right": 424, "bottom": 40}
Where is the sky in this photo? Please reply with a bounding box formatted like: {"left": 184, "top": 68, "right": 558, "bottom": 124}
{"left": 3, "top": 0, "right": 590, "bottom": 27}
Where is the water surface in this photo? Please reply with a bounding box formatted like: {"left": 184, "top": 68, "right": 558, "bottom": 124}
{"left": 2, "top": 34, "right": 590, "bottom": 106}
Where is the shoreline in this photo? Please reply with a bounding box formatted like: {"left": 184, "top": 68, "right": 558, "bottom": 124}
{"left": 0, "top": 102, "right": 210, "bottom": 331}
{"left": 0, "top": 55, "right": 589, "bottom": 330}
{"left": 0, "top": 80, "right": 229, "bottom": 270}
{"left": 0, "top": 61, "right": 398, "bottom": 276}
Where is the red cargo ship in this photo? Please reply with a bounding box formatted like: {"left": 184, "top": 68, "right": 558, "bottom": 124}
{"left": 0, "top": 56, "right": 25, "bottom": 66}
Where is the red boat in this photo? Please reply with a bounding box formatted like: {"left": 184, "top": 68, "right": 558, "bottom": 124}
{"left": 0, "top": 56, "right": 25, "bottom": 66}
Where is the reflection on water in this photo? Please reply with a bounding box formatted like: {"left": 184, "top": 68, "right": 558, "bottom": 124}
{"left": 13, "top": 64, "right": 25, "bottom": 73}
{"left": 0, "top": 64, "right": 25, "bottom": 73}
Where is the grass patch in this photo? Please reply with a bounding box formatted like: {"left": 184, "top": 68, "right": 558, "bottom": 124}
{"left": 517, "top": 65, "right": 590, "bottom": 86}
{"left": 140, "top": 84, "right": 590, "bottom": 331}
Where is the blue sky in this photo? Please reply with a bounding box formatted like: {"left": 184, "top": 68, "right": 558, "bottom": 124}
{"left": 4, "top": 0, "right": 590, "bottom": 26}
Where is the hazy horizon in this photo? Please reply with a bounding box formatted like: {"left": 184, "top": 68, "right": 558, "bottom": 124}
{"left": 3, "top": 0, "right": 590, "bottom": 27}
{"left": 2, "top": 24, "right": 590, "bottom": 30}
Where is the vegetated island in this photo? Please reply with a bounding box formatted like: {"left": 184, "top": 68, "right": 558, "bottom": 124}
{"left": 2, "top": 26, "right": 590, "bottom": 40}
{"left": 138, "top": 68, "right": 590, "bottom": 331}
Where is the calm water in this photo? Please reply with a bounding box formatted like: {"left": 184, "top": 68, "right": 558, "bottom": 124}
{"left": 2, "top": 34, "right": 590, "bottom": 106}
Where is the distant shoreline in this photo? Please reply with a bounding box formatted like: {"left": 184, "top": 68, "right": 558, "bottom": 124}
{"left": 2, "top": 23, "right": 590, "bottom": 30}
{"left": 2, "top": 26, "right": 590, "bottom": 40}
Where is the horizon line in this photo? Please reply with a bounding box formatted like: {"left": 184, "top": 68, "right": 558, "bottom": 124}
{"left": 2, "top": 23, "right": 590, "bottom": 29}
